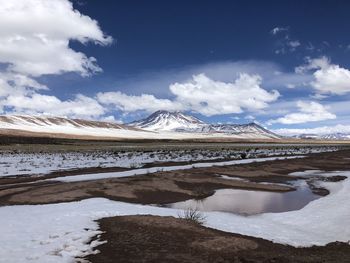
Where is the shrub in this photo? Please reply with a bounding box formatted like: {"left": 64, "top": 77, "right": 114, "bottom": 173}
{"left": 178, "top": 207, "right": 206, "bottom": 225}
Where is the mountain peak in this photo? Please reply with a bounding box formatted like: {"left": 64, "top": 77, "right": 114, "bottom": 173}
{"left": 129, "top": 110, "right": 206, "bottom": 131}
{"left": 129, "top": 111, "right": 279, "bottom": 139}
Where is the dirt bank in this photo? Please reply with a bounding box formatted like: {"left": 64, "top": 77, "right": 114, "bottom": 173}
{"left": 86, "top": 215, "right": 350, "bottom": 263}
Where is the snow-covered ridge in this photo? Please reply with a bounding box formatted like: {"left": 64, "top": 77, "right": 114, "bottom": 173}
{"left": 0, "top": 115, "right": 136, "bottom": 130}
{"left": 296, "top": 133, "right": 350, "bottom": 140}
{"left": 129, "top": 110, "right": 207, "bottom": 131}
{"left": 0, "top": 115, "right": 159, "bottom": 139}
{"left": 129, "top": 110, "right": 280, "bottom": 139}
{"left": 0, "top": 113, "right": 280, "bottom": 140}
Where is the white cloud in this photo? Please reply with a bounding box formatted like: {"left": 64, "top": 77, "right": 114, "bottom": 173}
{"left": 0, "top": 0, "right": 112, "bottom": 77}
{"left": 271, "top": 27, "right": 301, "bottom": 54}
{"left": 170, "top": 73, "right": 279, "bottom": 116}
{"left": 0, "top": 0, "right": 112, "bottom": 119}
{"left": 3, "top": 93, "right": 105, "bottom": 119}
{"left": 117, "top": 61, "right": 309, "bottom": 98}
{"left": 245, "top": 115, "right": 255, "bottom": 120}
{"left": 296, "top": 56, "right": 350, "bottom": 95}
{"left": 0, "top": 72, "right": 47, "bottom": 98}
{"left": 98, "top": 73, "right": 280, "bottom": 117}
{"left": 295, "top": 56, "right": 330, "bottom": 73}
{"left": 268, "top": 101, "right": 336, "bottom": 125}
{"left": 99, "top": 115, "right": 123, "bottom": 124}
{"left": 286, "top": 83, "right": 296, "bottom": 89}
{"left": 97, "top": 91, "right": 184, "bottom": 113}
{"left": 288, "top": 40, "right": 301, "bottom": 48}
{"left": 270, "top": 27, "right": 288, "bottom": 35}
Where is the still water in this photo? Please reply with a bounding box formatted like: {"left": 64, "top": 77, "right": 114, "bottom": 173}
{"left": 168, "top": 181, "right": 320, "bottom": 215}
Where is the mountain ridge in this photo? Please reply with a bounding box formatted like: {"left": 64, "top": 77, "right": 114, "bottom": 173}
{"left": 295, "top": 133, "right": 350, "bottom": 140}
{"left": 129, "top": 110, "right": 280, "bottom": 139}
{"left": 0, "top": 112, "right": 348, "bottom": 141}
{"left": 0, "top": 112, "right": 281, "bottom": 140}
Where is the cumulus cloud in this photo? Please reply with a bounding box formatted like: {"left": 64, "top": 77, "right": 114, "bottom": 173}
{"left": 296, "top": 56, "right": 350, "bottom": 95}
{"left": 0, "top": 72, "right": 47, "bottom": 97}
{"left": 3, "top": 93, "right": 105, "bottom": 119}
{"left": 0, "top": 0, "right": 111, "bottom": 119}
{"left": 268, "top": 101, "right": 336, "bottom": 125}
{"left": 97, "top": 73, "right": 280, "bottom": 117}
{"left": 169, "top": 73, "right": 279, "bottom": 116}
{"left": 295, "top": 56, "right": 330, "bottom": 73}
{"left": 0, "top": 0, "right": 112, "bottom": 77}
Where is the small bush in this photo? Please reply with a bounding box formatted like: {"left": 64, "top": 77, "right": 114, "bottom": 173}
{"left": 129, "top": 162, "right": 140, "bottom": 168}
{"left": 178, "top": 207, "right": 206, "bottom": 225}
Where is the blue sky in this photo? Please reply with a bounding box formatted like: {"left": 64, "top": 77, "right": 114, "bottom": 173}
{"left": 1, "top": 0, "right": 350, "bottom": 135}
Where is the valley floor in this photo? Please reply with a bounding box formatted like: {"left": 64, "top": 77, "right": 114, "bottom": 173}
{"left": 0, "top": 143, "right": 350, "bottom": 262}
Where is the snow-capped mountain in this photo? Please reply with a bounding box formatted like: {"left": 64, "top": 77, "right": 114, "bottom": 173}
{"left": 296, "top": 133, "right": 350, "bottom": 140}
{"left": 129, "top": 110, "right": 206, "bottom": 131}
{"left": 0, "top": 113, "right": 280, "bottom": 140}
{"left": 130, "top": 110, "right": 280, "bottom": 139}
{"left": 321, "top": 133, "right": 350, "bottom": 140}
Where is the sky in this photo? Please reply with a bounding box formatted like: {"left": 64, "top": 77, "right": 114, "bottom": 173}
{"left": 1, "top": 0, "right": 350, "bottom": 135}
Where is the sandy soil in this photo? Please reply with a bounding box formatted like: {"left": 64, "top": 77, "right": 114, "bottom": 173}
{"left": 85, "top": 215, "right": 350, "bottom": 263}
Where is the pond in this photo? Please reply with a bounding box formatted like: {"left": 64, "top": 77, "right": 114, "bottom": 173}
{"left": 167, "top": 181, "right": 321, "bottom": 215}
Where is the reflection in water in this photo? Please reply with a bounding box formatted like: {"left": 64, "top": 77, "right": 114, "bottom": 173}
{"left": 168, "top": 181, "right": 320, "bottom": 215}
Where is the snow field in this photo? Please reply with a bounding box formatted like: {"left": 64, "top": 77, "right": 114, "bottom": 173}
{"left": 1, "top": 171, "right": 350, "bottom": 262}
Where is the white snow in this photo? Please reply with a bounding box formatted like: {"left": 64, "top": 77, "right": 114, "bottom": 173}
{"left": 0, "top": 114, "right": 279, "bottom": 139}
{"left": 218, "top": 174, "right": 248, "bottom": 181}
{"left": 130, "top": 110, "right": 206, "bottom": 131}
{"left": 0, "top": 115, "right": 157, "bottom": 139}
{"left": 0, "top": 147, "right": 332, "bottom": 177}
{"left": 205, "top": 172, "right": 350, "bottom": 247}
{"left": 130, "top": 110, "right": 280, "bottom": 138}
{"left": 51, "top": 156, "right": 305, "bottom": 182}
{"left": 289, "top": 170, "right": 325, "bottom": 177}
{"left": 0, "top": 199, "right": 177, "bottom": 263}
{"left": 1, "top": 171, "right": 350, "bottom": 263}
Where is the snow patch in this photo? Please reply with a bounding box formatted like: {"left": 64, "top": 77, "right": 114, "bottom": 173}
{"left": 51, "top": 156, "right": 305, "bottom": 182}
{"left": 1, "top": 171, "right": 350, "bottom": 262}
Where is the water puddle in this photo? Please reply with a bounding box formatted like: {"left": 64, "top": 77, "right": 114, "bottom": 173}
{"left": 167, "top": 181, "right": 321, "bottom": 215}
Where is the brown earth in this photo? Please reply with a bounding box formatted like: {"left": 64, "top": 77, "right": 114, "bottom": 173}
{"left": 85, "top": 215, "right": 350, "bottom": 263}
{"left": 1, "top": 149, "right": 349, "bottom": 206}
{"left": 1, "top": 147, "right": 350, "bottom": 262}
